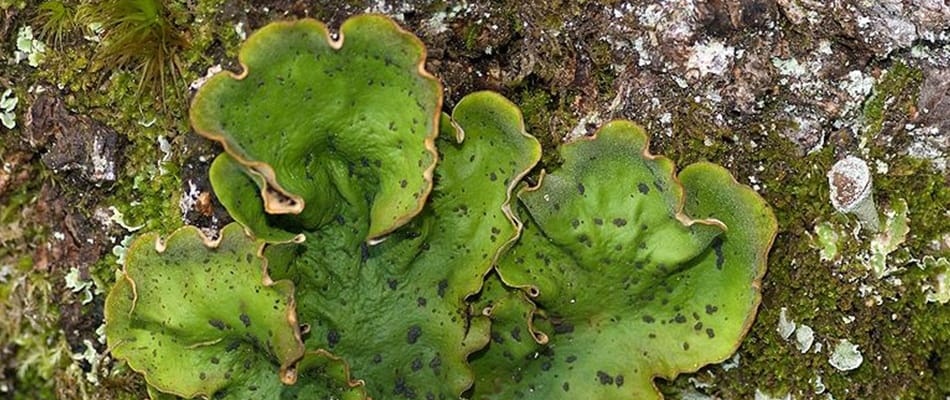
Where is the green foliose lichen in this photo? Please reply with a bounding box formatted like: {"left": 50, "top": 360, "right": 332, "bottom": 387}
{"left": 103, "top": 15, "right": 776, "bottom": 400}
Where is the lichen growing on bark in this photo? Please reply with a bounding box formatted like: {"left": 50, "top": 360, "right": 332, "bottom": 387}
{"left": 1, "top": 1, "right": 948, "bottom": 399}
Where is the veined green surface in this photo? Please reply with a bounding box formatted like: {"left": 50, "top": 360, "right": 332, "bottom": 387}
{"left": 475, "top": 122, "right": 776, "bottom": 399}
{"left": 191, "top": 15, "right": 441, "bottom": 240}
{"left": 103, "top": 224, "right": 307, "bottom": 399}
{"left": 213, "top": 92, "right": 542, "bottom": 398}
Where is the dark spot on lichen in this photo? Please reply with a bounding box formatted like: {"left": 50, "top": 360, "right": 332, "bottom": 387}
{"left": 566, "top": 355, "right": 577, "bottom": 363}
{"left": 490, "top": 172, "right": 497, "bottom": 181}
{"left": 199, "top": 372, "right": 206, "bottom": 380}
{"left": 492, "top": 331, "right": 505, "bottom": 344}
{"left": 706, "top": 304, "right": 718, "bottom": 314}
{"left": 683, "top": 342, "right": 690, "bottom": 350}
{"left": 407, "top": 325, "right": 422, "bottom": 344}
{"left": 707, "top": 328, "right": 716, "bottom": 338}
{"left": 327, "top": 330, "right": 340, "bottom": 348}
{"left": 613, "top": 218, "right": 627, "bottom": 227}
{"left": 240, "top": 313, "right": 251, "bottom": 328}
{"left": 562, "top": 382, "right": 570, "bottom": 392}
{"left": 411, "top": 358, "right": 423, "bottom": 372}
{"left": 373, "top": 354, "right": 382, "bottom": 364}
{"left": 638, "top": 182, "right": 649, "bottom": 194}
{"left": 388, "top": 278, "right": 398, "bottom": 290}
{"left": 577, "top": 234, "right": 592, "bottom": 247}
{"left": 674, "top": 314, "right": 687, "bottom": 323}
{"left": 437, "top": 279, "right": 448, "bottom": 297}
{"left": 393, "top": 376, "right": 416, "bottom": 398}
{"left": 210, "top": 356, "right": 219, "bottom": 364}
{"left": 208, "top": 319, "right": 226, "bottom": 330}
{"left": 642, "top": 315, "right": 655, "bottom": 323}
{"left": 712, "top": 237, "right": 725, "bottom": 269}
{"left": 615, "top": 375, "right": 624, "bottom": 387}
{"left": 400, "top": 179, "right": 408, "bottom": 188}
{"left": 552, "top": 320, "right": 574, "bottom": 334}
{"left": 577, "top": 182, "right": 586, "bottom": 195}
{"left": 571, "top": 219, "right": 580, "bottom": 229}
{"left": 597, "top": 371, "right": 614, "bottom": 385}
{"left": 417, "top": 297, "right": 427, "bottom": 307}
{"left": 694, "top": 322, "right": 703, "bottom": 331}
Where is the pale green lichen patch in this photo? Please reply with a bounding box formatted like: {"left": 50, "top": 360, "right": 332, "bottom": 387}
{"left": 13, "top": 25, "right": 47, "bottom": 67}
{"left": 776, "top": 307, "right": 796, "bottom": 341}
{"left": 868, "top": 199, "right": 910, "bottom": 278}
{"left": 0, "top": 89, "right": 17, "bottom": 129}
{"left": 812, "top": 221, "right": 841, "bottom": 262}
{"left": 63, "top": 267, "right": 97, "bottom": 305}
{"left": 921, "top": 256, "right": 949, "bottom": 304}
{"left": 828, "top": 339, "right": 863, "bottom": 372}
{"left": 191, "top": 15, "right": 442, "bottom": 240}
{"left": 104, "top": 223, "right": 305, "bottom": 398}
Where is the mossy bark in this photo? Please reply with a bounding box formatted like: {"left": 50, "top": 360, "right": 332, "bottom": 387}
{"left": 0, "top": 0, "right": 947, "bottom": 398}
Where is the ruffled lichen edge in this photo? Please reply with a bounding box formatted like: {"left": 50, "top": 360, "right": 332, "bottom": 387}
{"left": 103, "top": 223, "right": 306, "bottom": 398}
{"left": 492, "top": 121, "right": 777, "bottom": 394}
{"left": 648, "top": 161, "right": 777, "bottom": 393}
{"left": 449, "top": 91, "right": 544, "bottom": 300}
{"left": 188, "top": 15, "right": 442, "bottom": 241}
{"left": 496, "top": 120, "right": 728, "bottom": 299}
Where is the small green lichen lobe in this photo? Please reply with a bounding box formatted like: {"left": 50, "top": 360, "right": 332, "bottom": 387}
{"left": 190, "top": 15, "right": 442, "bottom": 240}
{"left": 477, "top": 121, "right": 776, "bottom": 399}
{"left": 104, "top": 223, "right": 304, "bottom": 399}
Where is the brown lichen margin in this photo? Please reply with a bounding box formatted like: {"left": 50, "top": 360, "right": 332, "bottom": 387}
{"left": 104, "top": 224, "right": 307, "bottom": 398}
{"left": 453, "top": 91, "right": 544, "bottom": 301}
{"left": 305, "top": 349, "right": 371, "bottom": 399}
{"left": 447, "top": 91, "right": 543, "bottom": 395}
{"left": 647, "top": 161, "right": 777, "bottom": 399}
{"left": 568, "top": 119, "right": 728, "bottom": 232}
{"left": 189, "top": 15, "right": 442, "bottom": 242}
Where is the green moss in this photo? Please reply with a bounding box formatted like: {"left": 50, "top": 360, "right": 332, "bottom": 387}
{"left": 108, "top": 134, "right": 182, "bottom": 235}
{"left": 862, "top": 62, "right": 922, "bottom": 139}
{"left": 462, "top": 22, "right": 481, "bottom": 51}
{"left": 653, "top": 59, "right": 948, "bottom": 399}
{"left": 515, "top": 87, "right": 552, "bottom": 137}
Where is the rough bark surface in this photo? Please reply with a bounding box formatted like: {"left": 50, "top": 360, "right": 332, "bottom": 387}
{"left": 0, "top": 1, "right": 947, "bottom": 399}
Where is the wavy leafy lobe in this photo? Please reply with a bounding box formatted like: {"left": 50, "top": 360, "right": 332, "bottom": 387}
{"left": 104, "top": 224, "right": 304, "bottom": 398}
{"left": 213, "top": 92, "right": 542, "bottom": 398}
{"left": 476, "top": 122, "right": 776, "bottom": 399}
{"left": 191, "top": 15, "right": 441, "bottom": 240}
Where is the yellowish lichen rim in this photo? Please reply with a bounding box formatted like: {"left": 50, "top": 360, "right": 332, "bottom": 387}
{"left": 189, "top": 15, "right": 442, "bottom": 241}
{"left": 104, "top": 224, "right": 306, "bottom": 398}
{"left": 497, "top": 119, "right": 728, "bottom": 307}
{"left": 647, "top": 160, "right": 777, "bottom": 397}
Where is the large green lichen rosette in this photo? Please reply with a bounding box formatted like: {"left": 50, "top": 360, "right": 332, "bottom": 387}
{"left": 191, "top": 15, "right": 441, "bottom": 240}
{"left": 474, "top": 121, "right": 777, "bottom": 399}
{"left": 210, "top": 91, "right": 542, "bottom": 398}
{"left": 103, "top": 224, "right": 307, "bottom": 399}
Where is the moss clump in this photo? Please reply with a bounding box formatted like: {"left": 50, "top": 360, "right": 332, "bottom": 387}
{"left": 862, "top": 62, "right": 922, "bottom": 140}
{"left": 656, "top": 55, "right": 947, "bottom": 398}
